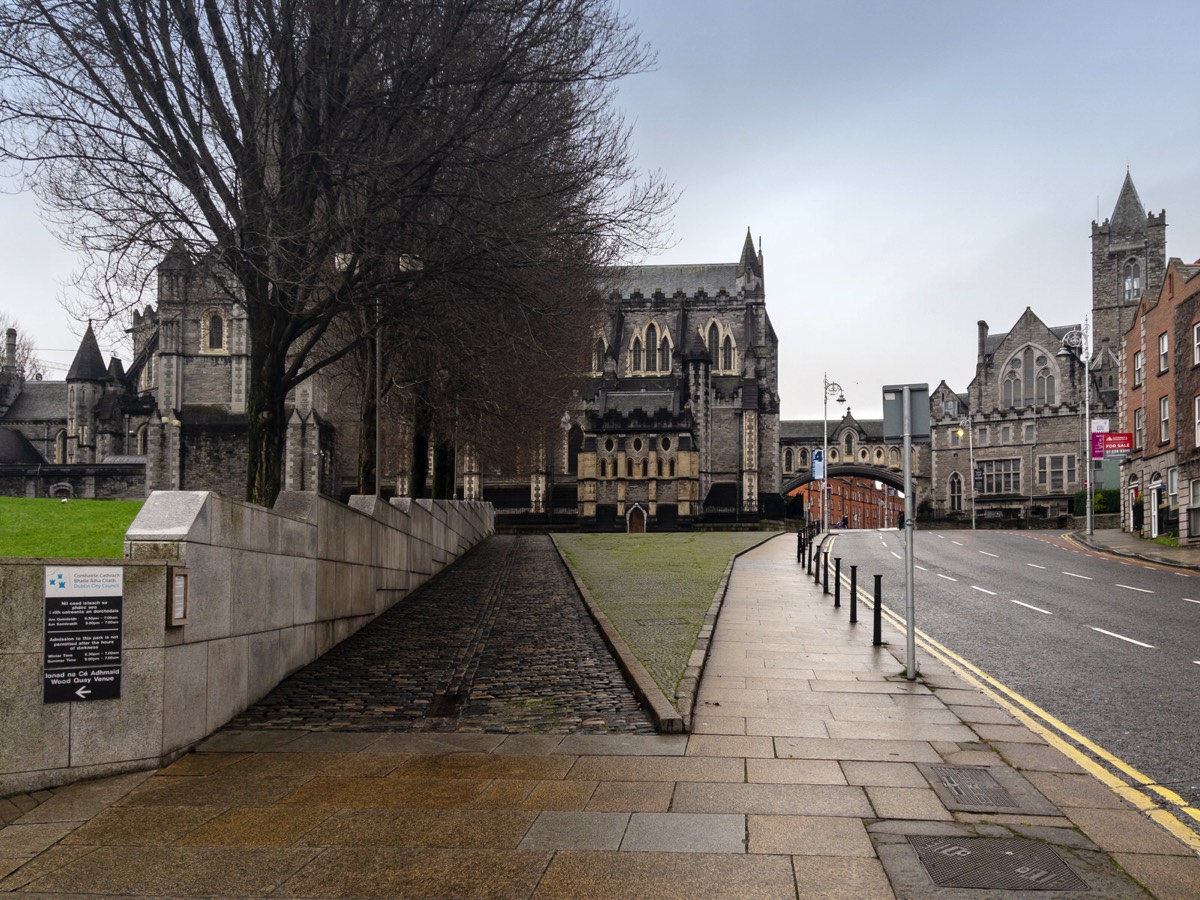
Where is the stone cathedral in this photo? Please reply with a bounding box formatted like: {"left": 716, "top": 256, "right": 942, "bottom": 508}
{"left": 570, "top": 230, "right": 781, "bottom": 530}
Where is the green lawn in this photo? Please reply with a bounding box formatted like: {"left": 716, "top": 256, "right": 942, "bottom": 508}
{"left": 554, "top": 532, "right": 772, "bottom": 701}
{"left": 0, "top": 497, "right": 144, "bottom": 559}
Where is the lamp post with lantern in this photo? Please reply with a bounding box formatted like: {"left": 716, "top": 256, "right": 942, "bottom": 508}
{"left": 956, "top": 416, "right": 976, "bottom": 530}
{"left": 1058, "top": 317, "right": 1093, "bottom": 536}
{"left": 822, "top": 373, "right": 846, "bottom": 533}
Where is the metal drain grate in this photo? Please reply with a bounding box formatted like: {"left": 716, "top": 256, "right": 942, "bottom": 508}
{"left": 927, "top": 764, "right": 1016, "bottom": 807}
{"left": 910, "top": 836, "right": 1089, "bottom": 891}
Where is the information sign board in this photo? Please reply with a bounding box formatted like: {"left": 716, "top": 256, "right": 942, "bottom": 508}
{"left": 43, "top": 566, "right": 122, "bottom": 703}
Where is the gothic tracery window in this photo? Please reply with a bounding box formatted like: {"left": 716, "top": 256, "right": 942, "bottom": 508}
{"left": 1124, "top": 260, "right": 1141, "bottom": 301}
{"left": 646, "top": 324, "right": 658, "bottom": 371}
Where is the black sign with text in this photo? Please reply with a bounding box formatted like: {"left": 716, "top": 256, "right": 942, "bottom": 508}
{"left": 43, "top": 567, "right": 123, "bottom": 703}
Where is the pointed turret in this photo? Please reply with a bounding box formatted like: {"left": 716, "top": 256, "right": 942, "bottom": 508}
{"left": 735, "top": 227, "right": 764, "bottom": 297}
{"left": 66, "top": 324, "right": 108, "bottom": 381}
{"left": 1109, "top": 171, "right": 1146, "bottom": 236}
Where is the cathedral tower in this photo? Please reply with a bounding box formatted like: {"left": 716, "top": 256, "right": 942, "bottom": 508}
{"left": 1091, "top": 172, "right": 1166, "bottom": 350}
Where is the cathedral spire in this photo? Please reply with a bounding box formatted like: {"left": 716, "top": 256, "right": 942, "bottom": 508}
{"left": 736, "top": 227, "right": 762, "bottom": 279}
{"left": 1109, "top": 171, "right": 1146, "bottom": 235}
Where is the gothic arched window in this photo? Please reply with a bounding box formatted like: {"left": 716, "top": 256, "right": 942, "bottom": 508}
{"left": 784, "top": 448, "right": 794, "bottom": 472}
{"left": 949, "top": 473, "right": 963, "bottom": 512}
{"left": 844, "top": 433, "right": 854, "bottom": 456}
{"left": 1036, "top": 368, "right": 1055, "bottom": 405}
{"left": 722, "top": 336, "right": 733, "bottom": 371}
{"left": 54, "top": 429, "right": 66, "bottom": 464}
{"left": 1124, "top": 260, "right": 1141, "bottom": 301}
{"left": 593, "top": 339, "right": 605, "bottom": 372}
{"left": 626, "top": 457, "right": 634, "bottom": 477}
{"left": 599, "top": 459, "right": 607, "bottom": 478}
{"left": 645, "top": 324, "right": 657, "bottom": 371}
{"left": 641, "top": 458, "right": 648, "bottom": 477}
{"left": 136, "top": 423, "right": 147, "bottom": 455}
{"left": 660, "top": 337, "right": 670, "bottom": 372}
{"left": 632, "top": 337, "right": 642, "bottom": 372}
{"left": 668, "top": 458, "right": 676, "bottom": 477}
{"left": 708, "top": 323, "right": 719, "bottom": 360}
{"left": 208, "top": 314, "right": 224, "bottom": 350}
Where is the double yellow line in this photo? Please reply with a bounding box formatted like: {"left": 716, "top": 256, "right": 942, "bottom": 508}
{"left": 854, "top": 579, "right": 1200, "bottom": 854}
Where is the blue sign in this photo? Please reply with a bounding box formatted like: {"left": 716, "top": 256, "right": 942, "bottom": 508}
{"left": 812, "top": 449, "right": 824, "bottom": 480}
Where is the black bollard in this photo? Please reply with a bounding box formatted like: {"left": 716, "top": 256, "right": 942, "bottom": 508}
{"left": 822, "top": 551, "right": 829, "bottom": 594}
{"left": 873, "top": 574, "right": 883, "bottom": 646}
{"left": 850, "top": 565, "right": 858, "bottom": 624}
{"left": 833, "top": 557, "right": 841, "bottom": 608}
{"left": 797, "top": 530, "right": 803, "bottom": 562}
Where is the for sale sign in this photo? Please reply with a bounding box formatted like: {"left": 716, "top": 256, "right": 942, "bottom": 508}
{"left": 43, "top": 567, "right": 123, "bottom": 703}
{"left": 1102, "top": 433, "right": 1133, "bottom": 458}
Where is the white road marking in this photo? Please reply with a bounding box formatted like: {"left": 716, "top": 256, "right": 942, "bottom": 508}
{"left": 980, "top": 551, "right": 1000, "bottom": 558}
{"left": 891, "top": 551, "right": 902, "bottom": 560}
{"left": 1062, "top": 572, "right": 1092, "bottom": 580}
{"left": 1011, "top": 599, "right": 1052, "bottom": 614}
{"left": 937, "top": 574, "right": 957, "bottom": 582}
{"left": 937, "top": 534, "right": 945, "bottom": 539}
{"left": 1091, "top": 627, "right": 1155, "bottom": 648}
{"left": 1027, "top": 563, "right": 1046, "bottom": 569}
{"left": 915, "top": 565, "right": 927, "bottom": 571}
{"left": 971, "top": 586, "right": 997, "bottom": 595}
{"left": 952, "top": 541, "right": 963, "bottom": 546}
{"left": 1116, "top": 584, "right": 1154, "bottom": 594}
{"left": 1184, "top": 598, "right": 1200, "bottom": 605}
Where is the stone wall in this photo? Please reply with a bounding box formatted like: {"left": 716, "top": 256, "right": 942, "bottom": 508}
{"left": 0, "top": 464, "right": 145, "bottom": 499}
{"left": 0, "top": 491, "right": 493, "bottom": 795}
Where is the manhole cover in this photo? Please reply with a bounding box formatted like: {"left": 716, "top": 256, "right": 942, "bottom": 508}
{"left": 910, "top": 836, "right": 1089, "bottom": 891}
{"left": 927, "top": 764, "right": 1016, "bottom": 807}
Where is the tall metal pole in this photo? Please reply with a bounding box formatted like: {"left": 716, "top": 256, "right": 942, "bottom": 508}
{"left": 821, "top": 373, "right": 844, "bottom": 534}
{"left": 1085, "top": 315, "right": 1094, "bottom": 536}
{"left": 902, "top": 386, "right": 916, "bottom": 681}
{"left": 968, "top": 422, "right": 976, "bottom": 530}
{"left": 822, "top": 381, "right": 829, "bottom": 535}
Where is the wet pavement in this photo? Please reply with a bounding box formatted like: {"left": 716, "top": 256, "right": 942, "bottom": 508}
{"left": 2, "top": 530, "right": 1199, "bottom": 897}
{"left": 226, "top": 535, "right": 653, "bottom": 735}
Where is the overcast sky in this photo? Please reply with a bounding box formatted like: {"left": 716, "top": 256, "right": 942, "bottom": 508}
{"left": 4, "top": 1, "right": 1200, "bottom": 420}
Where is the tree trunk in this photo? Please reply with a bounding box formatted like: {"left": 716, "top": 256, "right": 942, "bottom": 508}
{"left": 357, "top": 340, "right": 378, "bottom": 495}
{"left": 246, "top": 336, "right": 288, "bottom": 507}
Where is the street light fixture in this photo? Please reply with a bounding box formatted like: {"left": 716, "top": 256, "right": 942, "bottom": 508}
{"left": 955, "top": 416, "right": 976, "bottom": 530}
{"left": 822, "top": 373, "right": 846, "bottom": 533}
{"left": 1057, "top": 316, "right": 1093, "bottom": 536}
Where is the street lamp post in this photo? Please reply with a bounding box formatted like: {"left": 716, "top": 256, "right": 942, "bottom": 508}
{"left": 822, "top": 373, "right": 846, "bottom": 534}
{"left": 1058, "top": 316, "right": 1093, "bottom": 536}
{"left": 956, "top": 416, "right": 976, "bottom": 530}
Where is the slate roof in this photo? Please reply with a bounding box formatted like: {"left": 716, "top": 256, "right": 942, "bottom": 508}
{"left": 67, "top": 325, "right": 109, "bottom": 381}
{"left": 3, "top": 381, "right": 67, "bottom": 422}
{"left": 0, "top": 428, "right": 46, "bottom": 464}
{"left": 780, "top": 418, "right": 886, "bottom": 441}
{"left": 604, "top": 264, "right": 739, "bottom": 299}
{"left": 982, "top": 323, "right": 1078, "bottom": 359}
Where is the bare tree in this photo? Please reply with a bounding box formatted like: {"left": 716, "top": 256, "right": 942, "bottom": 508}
{"left": 0, "top": 0, "right": 672, "bottom": 504}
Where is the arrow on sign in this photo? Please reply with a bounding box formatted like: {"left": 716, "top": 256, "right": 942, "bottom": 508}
{"left": 74, "top": 686, "right": 91, "bottom": 699}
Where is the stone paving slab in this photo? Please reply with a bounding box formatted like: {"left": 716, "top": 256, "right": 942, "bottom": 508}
{"left": 1, "top": 533, "right": 1196, "bottom": 898}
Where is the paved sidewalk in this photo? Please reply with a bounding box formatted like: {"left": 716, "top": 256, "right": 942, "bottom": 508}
{"left": 1079, "top": 527, "right": 1200, "bottom": 569}
{"left": 1, "top": 533, "right": 1198, "bottom": 897}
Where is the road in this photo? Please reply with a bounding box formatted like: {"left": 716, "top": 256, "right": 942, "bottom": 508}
{"left": 822, "top": 528, "right": 1200, "bottom": 822}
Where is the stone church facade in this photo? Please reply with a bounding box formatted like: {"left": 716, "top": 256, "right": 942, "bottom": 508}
{"left": 0, "top": 246, "right": 337, "bottom": 500}
{"left": 568, "top": 230, "right": 780, "bottom": 529}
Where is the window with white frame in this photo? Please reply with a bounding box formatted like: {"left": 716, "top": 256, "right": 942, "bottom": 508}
{"left": 1159, "top": 332, "right": 1169, "bottom": 373}
{"left": 1134, "top": 407, "right": 1145, "bottom": 449}
{"left": 980, "top": 458, "right": 1021, "bottom": 494}
{"left": 1037, "top": 454, "right": 1076, "bottom": 491}
{"left": 1193, "top": 322, "right": 1200, "bottom": 366}
{"left": 1134, "top": 350, "right": 1144, "bottom": 386}
{"left": 1160, "top": 396, "right": 1170, "bottom": 443}
{"left": 1195, "top": 396, "right": 1200, "bottom": 448}
{"left": 1169, "top": 467, "right": 1178, "bottom": 507}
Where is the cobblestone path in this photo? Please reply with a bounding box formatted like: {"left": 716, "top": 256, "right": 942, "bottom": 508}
{"left": 227, "top": 535, "right": 654, "bottom": 734}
